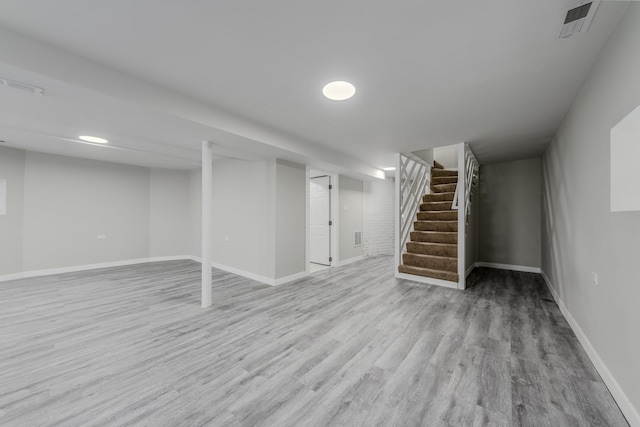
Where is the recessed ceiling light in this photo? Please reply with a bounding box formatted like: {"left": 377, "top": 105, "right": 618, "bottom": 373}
{"left": 322, "top": 81, "right": 356, "bottom": 101}
{"left": 382, "top": 167, "right": 396, "bottom": 171}
{"left": 79, "top": 135, "right": 108, "bottom": 144}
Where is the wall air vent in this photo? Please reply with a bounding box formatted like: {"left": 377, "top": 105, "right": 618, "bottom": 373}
{"left": 0, "top": 77, "right": 43, "bottom": 95}
{"left": 560, "top": 0, "right": 600, "bottom": 39}
{"left": 354, "top": 231, "right": 362, "bottom": 247}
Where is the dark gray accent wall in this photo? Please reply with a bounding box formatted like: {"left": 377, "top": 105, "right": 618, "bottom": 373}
{"left": 478, "top": 158, "right": 542, "bottom": 268}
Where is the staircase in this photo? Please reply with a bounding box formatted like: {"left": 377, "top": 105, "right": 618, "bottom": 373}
{"left": 398, "top": 162, "right": 459, "bottom": 283}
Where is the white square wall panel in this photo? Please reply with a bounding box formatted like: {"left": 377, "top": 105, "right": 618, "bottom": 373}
{"left": 611, "top": 127, "right": 640, "bottom": 212}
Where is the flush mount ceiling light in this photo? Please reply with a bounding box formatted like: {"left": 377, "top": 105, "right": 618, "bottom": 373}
{"left": 79, "top": 135, "right": 108, "bottom": 144}
{"left": 382, "top": 167, "right": 396, "bottom": 171}
{"left": 322, "top": 81, "right": 356, "bottom": 101}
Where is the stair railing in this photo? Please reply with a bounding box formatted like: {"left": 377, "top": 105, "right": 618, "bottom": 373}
{"left": 451, "top": 144, "right": 479, "bottom": 221}
{"left": 463, "top": 145, "right": 479, "bottom": 223}
{"left": 395, "top": 153, "right": 431, "bottom": 267}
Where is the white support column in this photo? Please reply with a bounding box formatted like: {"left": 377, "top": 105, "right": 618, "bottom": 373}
{"left": 394, "top": 153, "right": 401, "bottom": 272}
{"left": 201, "top": 140, "right": 213, "bottom": 308}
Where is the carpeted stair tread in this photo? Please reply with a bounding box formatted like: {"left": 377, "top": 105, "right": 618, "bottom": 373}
{"left": 423, "top": 192, "right": 454, "bottom": 202}
{"left": 420, "top": 201, "right": 453, "bottom": 211}
{"left": 406, "top": 242, "right": 457, "bottom": 257}
{"left": 402, "top": 253, "right": 457, "bottom": 272}
{"left": 431, "top": 183, "right": 457, "bottom": 193}
{"left": 433, "top": 161, "right": 445, "bottom": 169}
{"left": 401, "top": 165, "right": 460, "bottom": 284}
{"left": 410, "top": 231, "right": 457, "bottom": 244}
{"left": 398, "top": 265, "right": 459, "bottom": 282}
{"left": 431, "top": 176, "right": 458, "bottom": 185}
{"left": 417, "top": 210, "right": 457, "bottom": 221}
{"left": 413, "top": 221, "right": 457, "bottom": 232}
{"left": 431, "top": 168, "right": 458, "bottom": 177}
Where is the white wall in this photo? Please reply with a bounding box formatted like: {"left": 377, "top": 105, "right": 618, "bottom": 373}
{"left": 434, "top": 145, "right": 458, "bottom": 169}
{"left": 0, "top": 147, "right": 194, "bottom": 276}
{"left": 182, "top": 158, "right": 308, "bottom": 282}
{"left": 149, "top": 169, "right": 191, "bottom": 257}
{"left": 189, "top": 169, "right": 202, "bottom": 258}
{"left": 0, "top": 146, "right": 25, "bottom": 275}
{"left": 338, "top": 175, "right": 364, "bottom": 262}
{"left": 412, "top": 149, "right": 434, "bottom": 165}
{"left": 22, "top": 151, "right": 151, "bottom": 271}
{"left": 363, "top": 178, "right": 394, "bottom": 256}
{"left": 211, "top": 159, "right": 273, "bottom": 278}
{"left": 478, "top": 158, "right": 542, "bottom": 269}
{"left": 275, "top": 160, "right": 306, "bottom": 278}
{"left": 542, "top": 3, "right": 640, "bottom": 420}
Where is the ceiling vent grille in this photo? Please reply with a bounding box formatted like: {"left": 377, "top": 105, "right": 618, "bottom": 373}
{"left": 0, "top": 77, "right": 43, "bottom": 96}
{"left": 560, "top": 0, "right": 600, "bottom": 38}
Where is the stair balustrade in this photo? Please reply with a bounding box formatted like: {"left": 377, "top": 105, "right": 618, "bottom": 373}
{"left": 451, "top": 144, "right": 479, "bottom": 224}
{"left": 395, "top": 153, "right": 431, "bottom": 269}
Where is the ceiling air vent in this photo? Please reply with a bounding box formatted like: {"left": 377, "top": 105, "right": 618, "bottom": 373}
{"left": 0, "top": 77, "right": 43, "bottom": 96}
{"left": 560, "top": 0, "right": 600, "bottom": 38}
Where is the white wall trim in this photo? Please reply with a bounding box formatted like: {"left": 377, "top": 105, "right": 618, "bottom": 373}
{"left": 395, "top": 272, "right": 458, "bottom": 290}
{"left": 0, "top": 255, "right": 195, "bottom": 283}
{"left": 457, "top": 142, "right": 466, "bottom": 290}
{"left": 305, "top": 167, "right": 310, "bottom": 273}
{"left": 0, "top": 272, "right": 24, "bottom": 282}
{"left": 476, "top": 262, "right": 541, "bottom": 273}
{"left": 273, "top": 270, "right": 309, "bottom": 286}
{"left": 207, "top": 259, "right": 307, "bottom": 287}
{"left": 336, "top": 255, "right": 366, "bottom": 267}
{"left": 209, "top": 260, "right": 274, "bottom": 286}
{"left": 0, "top": 255, "right": 308, "bottom": 288}
{"left": 541, "top": 270, "right": 640, "bottom": 427}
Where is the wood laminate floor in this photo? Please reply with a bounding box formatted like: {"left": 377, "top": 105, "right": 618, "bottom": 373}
{"left": 0, "top": 257, "right": 628, "bottom": 426}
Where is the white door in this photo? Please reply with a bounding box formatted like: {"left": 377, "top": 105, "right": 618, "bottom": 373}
{"left": 310, "top": 176, "right": 331, "bottom": 265}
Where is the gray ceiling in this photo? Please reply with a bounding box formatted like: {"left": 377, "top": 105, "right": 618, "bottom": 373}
{"left": 0, "top": 0, "right": 629, "bottom": 174}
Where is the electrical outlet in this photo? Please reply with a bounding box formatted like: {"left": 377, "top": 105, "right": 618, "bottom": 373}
{"left": 97, "top": 234, "right": 106, "bottom": 240}
{"left": 591, "top": 272, "right": 598, "bottom": 285}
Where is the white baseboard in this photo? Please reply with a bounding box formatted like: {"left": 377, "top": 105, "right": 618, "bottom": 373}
{"left": 274, "top": 270, "right": 308, "bottom": 286}
{"left": 541, "top": 270, "right": 640, "bottom": 427}
{"left": 208, "top": 260, "right": 307, "bottom": 287}
{"left": 476, "top": 262, "right": 541, "bottom": 273}
{"left": 0, "top": 272, "right": 24, "bottom": 282}
{"left": 0, "top": 255, "right": 195, "bottom": 283}
{"left": 0, "top": 255, "right": 310, "bottom": 288}
{"left": 336, "top": 255, "right": 366, "bottom": 267}
{"left": 208, "top": 260, "right": 275, "bottom": 286}
{"left": 395, "top": 272, "right": 459, "bottom": 290}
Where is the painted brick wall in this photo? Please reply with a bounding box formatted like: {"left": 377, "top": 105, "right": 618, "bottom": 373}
{"left": 363, "top": 179, "right": 395, "bottom": 256}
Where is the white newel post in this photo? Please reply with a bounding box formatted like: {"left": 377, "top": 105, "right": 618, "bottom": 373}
{"left": 201, "top": 140, "right": 213, "bottom": 308}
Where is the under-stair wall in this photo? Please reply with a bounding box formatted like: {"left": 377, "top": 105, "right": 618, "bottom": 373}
{"left": 465, "top": 180, "right": 479, "bottom": 277}
{"left": 478, "top": 158, "right": 541, "bottom": 271}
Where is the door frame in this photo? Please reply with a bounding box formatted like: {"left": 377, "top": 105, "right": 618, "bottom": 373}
{"left": 306, "top": 167, "right": 339, "bottom": 271}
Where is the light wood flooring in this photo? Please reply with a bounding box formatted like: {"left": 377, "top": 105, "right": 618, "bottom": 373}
{"left": 0, "top": 257, "right": 628, "bottom": 426}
